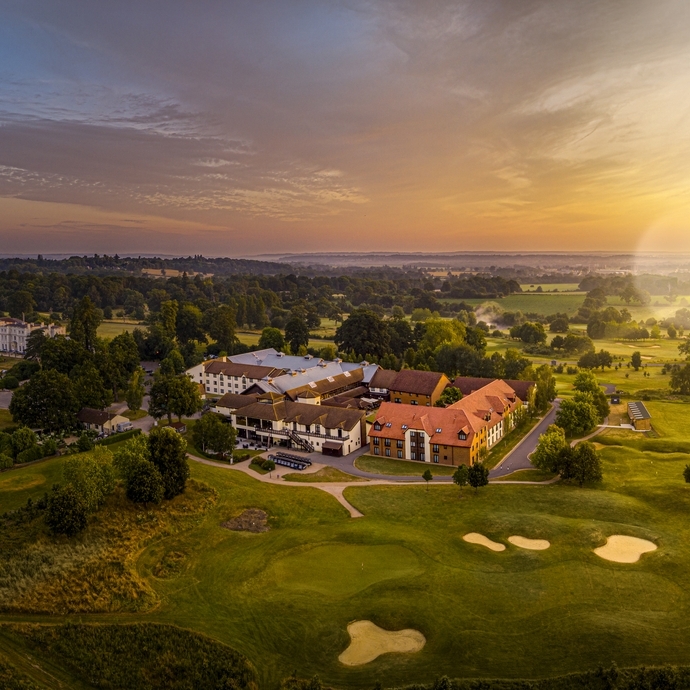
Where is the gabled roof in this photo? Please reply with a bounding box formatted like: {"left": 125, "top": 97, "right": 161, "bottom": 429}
{"left": 452, "top": 376, "right": 534, "bottom": 401}
{"left": 214, "top": 393, "right": 259, "bottom": 410}
{"left": 370, "top": 402, "right": 480, "bottom": 447}
{"left": 77, "top": 408, "right": 118, "bottom": 425}
{"left": 284, "top": 367, "right": 364, "bottom": 400}
{"left": 204, "top": 360, "right": 285, "bottom": 379}
{"left": 628, "top": 401, "right": 651, "bottom": 420}
{"left": 389, "top": 370, "right": 450, "bottom": 396}
{"left": 369, "top": 368, "right": 399, "bottom": 390}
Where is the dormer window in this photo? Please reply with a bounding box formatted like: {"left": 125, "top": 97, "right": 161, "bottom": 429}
{"left": 374, "top": 422, "right": 382, "bottom": 431}
{"left": 458, "top": 431, "right": 467, "bottom": 440}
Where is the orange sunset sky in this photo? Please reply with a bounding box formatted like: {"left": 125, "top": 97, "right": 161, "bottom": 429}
{"left": 1, "top": 1, "right": 690, "bottom": 256}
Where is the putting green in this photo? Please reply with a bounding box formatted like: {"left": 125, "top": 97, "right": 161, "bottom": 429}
{"left": 270, "top": 543, "right": 422, "bottom": 597}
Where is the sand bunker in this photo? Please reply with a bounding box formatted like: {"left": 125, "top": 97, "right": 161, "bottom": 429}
{"left": 594, "top": 535, "right": 657, "bottom": 563}
{"left": 463, "top": 533, "right": 505, "bottom": 552}
{"left": 221, "top": 509, "right": 269, "bottom": 533}
{"left": 339, "top": 620, "right": 425, "bottom": 666}
{"left": 508, "top": 536, "right": 550, "bottom": 550}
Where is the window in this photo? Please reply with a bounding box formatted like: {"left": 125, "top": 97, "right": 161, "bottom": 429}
{"left": 397, "top": 450, "right": 403, "bottom": 458}
{"left": 433, "top": 444, "right": 439, "bottom": 453}
{"left": 402, "top": 424, "right": 408, "bottom": 430}
{"left": 444, "top": 455, "right": 448, "bottom": 460}
{"left": 394, "top": 398, "right": 402, "bottom": 403}
{"left": 374, "top": 422, "right": 382, "bottom": 431}
{"left": 385, "top": 422, "right": 392, "bottom": 427}
{"left": 384, "top": 439, "right": 391, "bottom": 447}
{"left": 397, "top": 440, "right": 403, "bottom": 448}
{"left": 433, "top": 455, "right": 439, "bottom": 463}
{"left": 418, "top": 431, "right": 425, "bottom": 438}
{"left": 374, "top": 447, "right": 380, "bottom": 455}
{"left": 385, "top": 448, "right": 391, "bottom": 457}
{"left": 411, "top": 400, "right": 418, "bottom": 405}
{"left": 458, "top": 431, "right": 467, "bottom": 440}
{"left": 373, "top": 437, "right": 380, "bottom": 445}
{"left": 420, "top": 453, "right": 425, "bottom": 461}
{"left": 411, "top": 451, "right": 416, "bottom": 460}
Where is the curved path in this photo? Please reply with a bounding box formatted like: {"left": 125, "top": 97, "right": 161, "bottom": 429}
{"left": 489, "top": 401, "right": 560, "bottom": 479}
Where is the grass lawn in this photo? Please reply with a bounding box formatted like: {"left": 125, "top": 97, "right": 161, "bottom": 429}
{"left": 283, "top": 467, "right": 367, "bottom": 482}
{"left": 0, "top": 409, "right": 14, "bottom": 429}
{"left": 248, "top": 461, "right": 269, "bottom": 475}
{"left": 96, "top": 320, "right": 143, "bottom": 339}
{"left": 122, "top": 409, "right": 148, "bottom": 421}
{"left": 493, "top": 468, "right": 557, "bottom": 482}
{"left": 0, "top": 455, "right": 63, "bottom": 513}
{"left": 354, "top": 454, "right": 456, "bottom": 476}
{"left": 4, "top": 403, "right": 690, "bottom": 688}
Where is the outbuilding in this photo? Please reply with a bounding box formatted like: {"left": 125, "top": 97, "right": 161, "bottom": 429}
{"left": 627, "top": 401, "right": 652, "bottom": 431}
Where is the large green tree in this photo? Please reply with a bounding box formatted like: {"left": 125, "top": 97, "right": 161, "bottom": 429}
{"left": 192, "top": 413, "right": 237, "bottom": 457}
{"left": 9, "top": 369, "right": 79, "bottom": 431}
{"left": 468, "top": 462, "right": 490, "bottom": 492}
{"left": 72, "top": 360, "right": 113, "bottom": 410}
{"left": 670, "top": 363, "right": 690, "bottom": 395}
{"left": 69, "top": 296, "right": 102, "bottom": 352}
{"left": 125, "top": 367, "right": 146, "bottom": 412}
{"left": 63, "top": 448, "right": 116, "bottom": 513}
{"left": 334, "top": 308, "right": 390, "bottom": 359}
{"left": 285, "top": 315, "right": 311, "bottom": 355}
{"left": 531, "top": 424, "right": 568, "bottom": 473}
{"left": 176, "top": 304, "right": 205, "bottom": 345}
{"left": 125, "top": 458, "right": 164, "bottom": 507}
{"left": 555, "top": 396, "right": 599, "bottom": 437}
{"left": 205, "top": 304, "right": 237, "bottom": 353}
{"left": 148, "top": 426, "right": 190, "bottom": 499}
{"left": 258, "top": 327, "right": 285, "bottom": 351}
{"left": 534, "top": 364, "right": 557, "bottom": 414}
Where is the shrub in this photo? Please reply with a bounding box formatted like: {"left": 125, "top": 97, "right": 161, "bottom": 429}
{"left": 45, "top": 485, "right": 88, "bottom": 536}
{"left": 125, "top": 458, "right": 164, "bottom": 507}
{"left": 15, "top": 445, "right": 45, "bottom": 464}
{"left": 2, "top": 375, "right": 19, "bottom": 390}
{"left": 42, "top": 438, "right": 59, "bottom": 457}
{"left": 97, "top": 428, "right": 141, "bottom": 446}
{"left": 11, "top": 426, "right": 37, "bottom": 458}
{"left": 0, "top": 453, "right": 13, "bottom": 470}
{"left": 76, "top": 433, "right": 95, "bottom": 452}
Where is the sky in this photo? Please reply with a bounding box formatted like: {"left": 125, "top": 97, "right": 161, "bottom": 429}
{"left": 1, "top": 0, "right": 690, "bottom": 256}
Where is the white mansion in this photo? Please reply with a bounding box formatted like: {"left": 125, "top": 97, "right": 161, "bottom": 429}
{"left": 0, "top": 317, "right": 65, "bottom": 354}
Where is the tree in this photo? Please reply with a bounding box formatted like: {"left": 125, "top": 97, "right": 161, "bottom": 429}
{"left": 263, "top": 458, "right": 276, "bottom": 476}
{"left": 8, "top": 290, "right": 36, "bottom": 318}
{"left": 24, "top": 329, "right": 47, "bottom": 363}
{"left": 176, "top": 304, "right": 205, "bottom": 345}
{"left": 568, "top": 442, "right": 603, "bottom": 487}
{"left": 509, "top": 322, "right": 547, "bottom": 344}
{"left": 534, "top": 364, "right": 557, "bottom": 413}
{"left": 45, "top": 485, "right": 88, "bottom": 536}
{"left": 684, "top": 464, "right": 690, "bottom": 484}
{"left": 670, "top": 364, "right": 690, "bottom": 395}
{"left": 69, "top": 296, "right": 102, "bottom": 352}
{"left": 531, "top": 424, "right": 568, "bottom": 472}
{"left": 452, "top": 464, "right": 469, "bottom": 496}
{"left": 419, "top": 319, "right": 466, "bottom": 351}
{"left": 550, "top": 335, "right": 565, "bottom": 350}
{"left": 334, "top": 308, "right": 391, "bottom": 359}
{"left": 205, "top": 304, "right": 237, "bottom": 353}
{"left": 549, "top": 316, "right": 569, "bottom": 333}
{"left": 284, "top": 315, "right": 310, "bottom": 354}
{"left": 573, "top": 371, "right": 609, "bottom": 421}
{"left": 126, "top": 458, "right": 164, "bottom": 507}
{"left": 9, "top": 369, "right": 78, "bottom": 432}
{"left": 160, "top": 349, "right": 186, "bottom": 376}
{"left": 555, "top": 396, "right": 599, "bottom": 437}
{"left": 114, "top": 434, "right": 150, "bottom": 478}
{"left": 41, "top": 336, "right": 86, "bottom": 375}
{"left": 72, "top": 360, "right": 112, "bottom": 410}
{"left": 158, "top": 300, "right": 179, "bottom": 339}
{"left": 631, "top": 351, "right": 642, "bottom": 371}
{"left": 125, "top": 367, "right": 146, "bottom": 412}
{"left": 192, "top": 413, "right": 237, "bottom": 457}
{"left": 148, "top": 426, "right": 190, "bottom": 499}
{"left": 468, "top": 462, "right": 489, "bottom": 492}
{"left": 422, "top": 468, "right": 433, "bottom": 491}
{"left": 258, "top": 327, "right": 285, "bottom": 351}
{"left": 668, "top": 324, "right": 677, "bottom": 339}
{"left": 435, "top": 386, "right": 463, "bottom": 407}
{"left": 63, "top": 447, "right": 115, "bottom": 512}
{"left": 169, "top": 375, "right": 203, "bottom": 421}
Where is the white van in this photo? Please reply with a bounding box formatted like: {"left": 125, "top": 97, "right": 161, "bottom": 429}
{"left": 116, "top": 421, "right": 134, "bottom": 433}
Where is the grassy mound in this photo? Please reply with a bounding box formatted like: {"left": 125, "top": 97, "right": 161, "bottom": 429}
{"left": 0, "top": 623, "right": 257, "bottom": 690}
{"left": 0, "top": 480, "right": 216, "bottom": 614}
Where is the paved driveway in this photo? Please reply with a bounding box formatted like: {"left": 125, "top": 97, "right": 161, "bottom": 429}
{"left": 0, "top": 390, "right": 12, "bottom": 409}
{"left": 489, "top": 400, "right": 561, "bottom": 478}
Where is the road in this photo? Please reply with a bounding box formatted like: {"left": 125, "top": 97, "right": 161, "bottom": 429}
{"left": 488, "top": 400, "right": 560, "bottom": 478}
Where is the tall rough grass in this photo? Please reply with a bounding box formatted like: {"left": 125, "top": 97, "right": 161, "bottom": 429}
{"left": 0, "top": 480, "right": 217, "bottom": 614}
{"left": 4, "top": 622, "right": 258, "bottom": 690}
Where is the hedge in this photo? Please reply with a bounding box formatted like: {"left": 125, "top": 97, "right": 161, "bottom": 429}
{"left": 97, "top": 428, "right": 142, "bottom": 446}
{"left": 15, "top": 445, "right": 45, "bottom": 464}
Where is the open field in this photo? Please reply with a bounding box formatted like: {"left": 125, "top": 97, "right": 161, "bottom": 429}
{"left": 3, "top": 403, "right": 690, "bottom": 687}
{"left": 97, "top": 320, "right": 143, "bottom": 339}
{"left": 355, "top": 454, "right": 457, "bottom": 476}
{"left": 519, "top": 283, "right": 582, "bottom": 292}
{"left": 0, "top": 409, "right": 14, "bottom": 429}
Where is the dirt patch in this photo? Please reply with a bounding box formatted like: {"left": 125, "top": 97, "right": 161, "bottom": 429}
{"left": 339, "top": 620, "right": 425, "bottom": 666}
{"left": 221, "top": 509, "right": 269, "bottom": 533}
{"left": 508, "top": 536, "right": 550, "bottom": 550}
{"left": 463, "top": 533, "right": 505, "bottom": 552}
{"left": 594, "top": 535, "right": 657, "bottom": 563}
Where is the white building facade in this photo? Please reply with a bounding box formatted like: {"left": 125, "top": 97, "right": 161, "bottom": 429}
{"left": 0, "top": 318, "right": 65, "bottom": 355}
